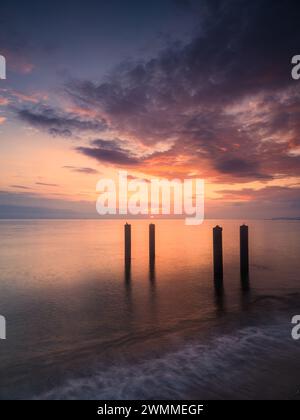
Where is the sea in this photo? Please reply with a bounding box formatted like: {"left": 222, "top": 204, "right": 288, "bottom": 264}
{"left": 0, "top": 219, "right": 299, "bottom": 399}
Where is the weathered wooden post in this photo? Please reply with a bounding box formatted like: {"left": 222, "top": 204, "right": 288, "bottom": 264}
{"left": 124, "top": 223, "right": 131, "bottom": 263}
{"left": 213, "top": 225, "right": 223, "bottom": 283}
{"left": 240, "top": 224, "right": 249, "bottom": 279}
{"left": 149, "top": 223, "right": 155, "bottom": 264}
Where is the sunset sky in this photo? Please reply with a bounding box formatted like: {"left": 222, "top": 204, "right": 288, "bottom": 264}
{"left": 0, "top": 0, "right": 300, "bottom": 219}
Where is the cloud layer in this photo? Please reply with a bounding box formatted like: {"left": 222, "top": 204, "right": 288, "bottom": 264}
{"left": 2, "top": 0, "right": 300, "bottom": 217}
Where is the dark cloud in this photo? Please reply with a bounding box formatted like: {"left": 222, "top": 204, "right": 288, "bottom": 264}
{"left": 36, "top": 182, "right": 59, "bottom": 187}
{"left": 76, "top": 139, "right": 140, "bottom": 166}
{"left": 17, "top": 105, "right": 107, "bottom": 137}
{"left": 66, "top": 0, "right": 300, "bottom": 111}
{"left": 62, "top": 0, "right": 300, "bottom": 181}
{"left": 10, "top": 185, "right": 31, "bottom": 189}
{"left": 63, "top": 166, "right": 99, "bottom": 174}
{"left": 214, "top": 158, "right": 272, "bottom": 180}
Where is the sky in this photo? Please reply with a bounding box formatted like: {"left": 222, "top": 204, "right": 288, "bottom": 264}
{"left": 0, "top": 0, "right": 300, "bottom": 219}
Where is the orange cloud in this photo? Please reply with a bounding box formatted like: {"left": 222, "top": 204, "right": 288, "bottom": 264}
{"left": 0, "top": 97, "right": 9, "bottom": 106}
{"left": 12, "top": 91, "right": 40, "bottom": 103}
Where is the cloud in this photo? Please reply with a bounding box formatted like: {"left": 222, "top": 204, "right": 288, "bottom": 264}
{"left": 10, "top": 0, "right": 300, "bottom": 184}
{"left": 214, "top": 158, "right": 272, "bottom": 180}
{"left": 16, "top": 105, "right": 107, "bottom": 137}
{"left": 0, "top": 97, "right": 9, "bottom": 106}
{"left": 220, "top": 184, "right": 300, "bottom": 197}
{"left": 61, "top": 0, "right": 300, "bottom": 181}
{"left": 76, "top": 139, "right": 140, "bottom": 166}
{"left": 11, "top": 91, "right": 40, "bottom": 103}
{"left": 0, "top": 204, "right": 77, "bottom": 219}
{"left": 36, "top": 182, "right": 59, "bottom": 187}
{"left": 9, "top": 185, "right": 31, "bottom": 190}
{"left": 203, "top": 184, "right": 300, "bottom": 219}
{"left": 127, "top": 174, "right": 151, "bottom": 183}
{"left": 63, "top": 166, "right": 99, "bottom": 175}
{"left": 217, "top": 185, "right": 300, "bottom": 210}
{"left": 0, "top": 190, "right": 96, "bottom": 219}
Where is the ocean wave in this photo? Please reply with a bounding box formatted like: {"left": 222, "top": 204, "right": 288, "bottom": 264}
{"left": 36, "top": 321, "right": 300, "bottom": 400}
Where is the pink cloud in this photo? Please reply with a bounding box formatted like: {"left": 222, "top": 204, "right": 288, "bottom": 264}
{"left": 0, "top": 97, "right": 9, "bottom": 106}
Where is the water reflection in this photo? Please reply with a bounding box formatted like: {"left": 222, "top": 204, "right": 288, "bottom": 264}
{"left": 240, "top": 273, "right": 250, "bottom": 292}
{"left": 149, "top": 260, "right": 156, "bottom": 283}
{"left": 214, "top": 284, "right": 226, "bottom": 315}
{"left": 124, "top": 260, "right": 132, "bottom": 302}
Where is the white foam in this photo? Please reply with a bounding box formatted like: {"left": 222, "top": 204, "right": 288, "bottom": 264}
{"left": 36, "top": 322, "right": 297, "bottom": 400}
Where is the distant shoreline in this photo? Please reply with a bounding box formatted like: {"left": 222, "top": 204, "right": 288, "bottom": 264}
{"left": 271, "top": 217, "right": 300, "bottom": 221}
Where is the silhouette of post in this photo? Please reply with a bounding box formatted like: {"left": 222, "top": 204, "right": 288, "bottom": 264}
{"left": 213, "top": 225, "right": 223, "bottom": 283}
{"left": 240, "top": 224, "right": 249, "bottom": 279}
{"left": 149, "top": 223, "right": 155, "bottom": 264}
{"left": 124, "top": 223, "right": 131, "bottom": 263}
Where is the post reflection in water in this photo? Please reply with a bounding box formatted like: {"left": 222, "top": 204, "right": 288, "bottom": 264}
{"left": 149, "top": 259, "right": 156, "bottom": 284}
{"left": 124, "top": 259, "right": 132, "bottom": 302}
{"left": 241, "top": 274, "right": 250, "bottom": 292}
{"left": 213, "top": 284, "right": 226, "bottom": 316}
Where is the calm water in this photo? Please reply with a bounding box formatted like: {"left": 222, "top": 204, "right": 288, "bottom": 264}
{"left": 0, "top": 219, "right": 300, "bottom": 399}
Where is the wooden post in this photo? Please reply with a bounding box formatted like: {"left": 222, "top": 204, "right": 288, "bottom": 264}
{"left": 213, "top": 225, "right": 223, "bottom": 283}
{"left": 124, "top": 223, "right": 131, "bottom": 263}
{"left": 149, "top": 223, "right": 155, "bottom": 264}
{"left": 240, "top": 224, "right": 249, "bottom": 279}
